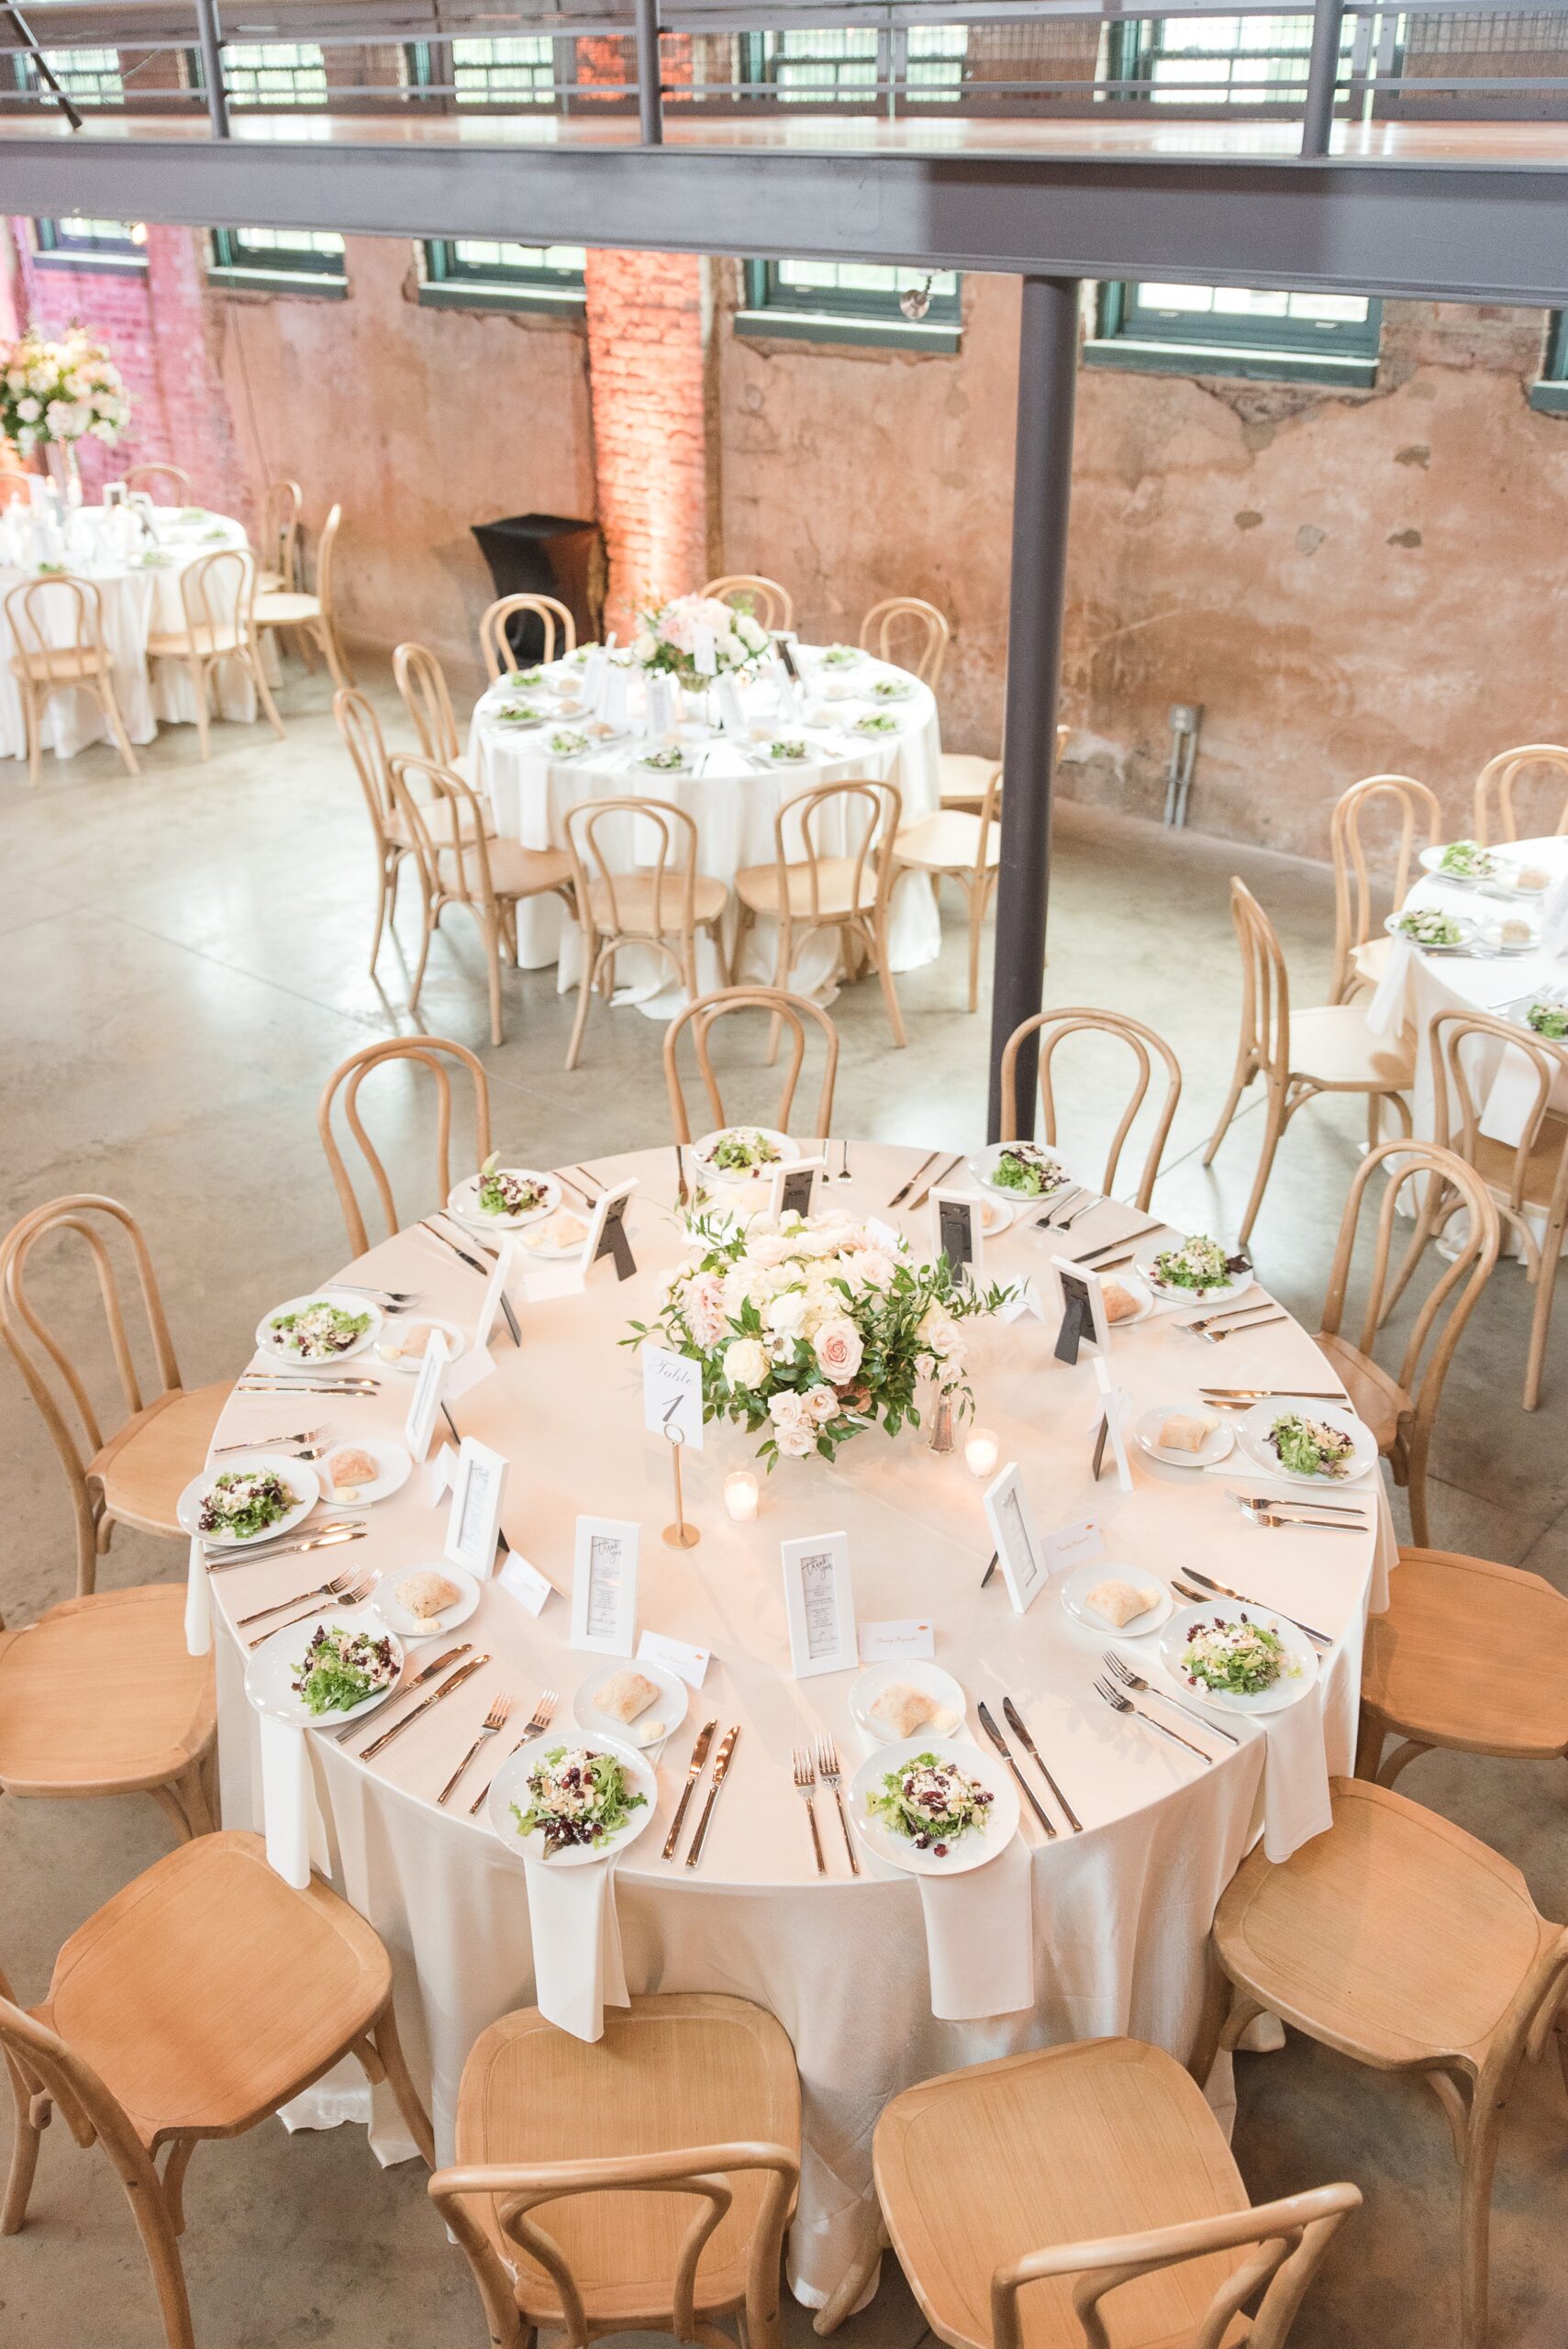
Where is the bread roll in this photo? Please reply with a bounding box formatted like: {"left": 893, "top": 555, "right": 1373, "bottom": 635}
{"left": 329, "top": 1445, "right": 378, "bottom": 1490}
{"left": 1084, "top": 1577, "right": 1154, "bottom": 1630}
{"left": 1157, "top": 1413, "right": 1213, "bottom": 1455}
{"left": 869, "top": 1681, "right": 941, "bottom": 1738}
{"left": 521, "top": 1211, "right": 587, "bottom": 1252}
{"left": 396, "top": 1569, "right": 462, "bottom": 1620}
{"left": 1102, "top": 1279, "right": 1140, "bottom": 1324}
{"left": 597, "top": 1668, "right": 660, "bottom": 1725}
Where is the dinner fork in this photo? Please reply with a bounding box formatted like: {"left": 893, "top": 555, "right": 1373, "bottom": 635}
{"left": 1180, "top": 1299, "right": 1282, "bottom": 1336}
{"left": 250, "top": 1575, "right": 375, "bottom": 1649}
{"left": 238, "top": 1566, "right": 371, "bottom": 1630}
{"left": 1174, "top": 1570, "right": 1331, "bottom": 1649}
{"left": 1239, "top": 1501, "right": 1364, "bottom": 1536}
{"left": 1195, "top": 1314, "right": 1287, "bottom": 1345}
{"left": 329, "top": 1284, "right": 421, "bottom": 1305}
{"left": 792, "top": 1748, "right": 827, "bottom": 1875}
{"left": 212, "top": 1426, "right": 327, "bottom": 1455}
{"left": 1101, "top": 1651, "right": 1240, "bottom": 1745}
{"left": 439, "top": 1693, "right": 514, "bottom": 1807}
{"left": 1093, "top": 1674, "right": 1213, "bottom": 1765}
{"left": 1031, "top": 1184, "right": 1085, "bottom": 1229}
{"left": 1053, "top": 1191, "right": 1106, "bottom": 1231}
{"left": 815, "top": 1736, "right": 859, "bottom": 1874}
{"left": 468, "top": 1687, "right": 558, "bottom": 1815}
{"left": 839, "top": 1139, "right": 852, "bottom": 1181}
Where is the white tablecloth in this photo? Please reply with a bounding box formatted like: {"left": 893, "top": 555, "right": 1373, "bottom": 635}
{"left": 0, "top": 506, "right": 258, "bottom": 763}
{"left": 465, "top": 645, "right": 942, "bottom": 1010}
{"left": 200, "top": 1142, "right": 1386, "bottom": 2307}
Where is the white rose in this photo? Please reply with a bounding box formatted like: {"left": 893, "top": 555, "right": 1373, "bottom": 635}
{"left": 813, "top": 1318, "right": 864, "bottom": 1384}
{"left": 725, "top": 1336, "right": 769, "bottom": 1390}
{"left": 16, "top": 397, "right": 39, "bottom": 422}
{"left": 803, "top": 1384, "right": 839, "bottom": 1424}
{"left": 632, "top": 631, "right": 657, "bottom": 662}
{"left": 763, "top": 1290, "right": 807, "bottom": 1344}
{"left": 767, "top": 1388, "right": 817, "bottom": 1457}
{"left": 920, "top": 1304, "right": 963, "bottom": 1363}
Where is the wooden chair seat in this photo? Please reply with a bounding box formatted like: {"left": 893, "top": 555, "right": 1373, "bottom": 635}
{"left": 895, "top": 811, "right": 1000, "bottom": 872}
{"left": 31, "top": 1831, "right": 398, "bottom": 2149}
{"left": 146, "top": 624, "right": 245, "bottom": 662}
{"left": 451, "top": 1994, "right": 799, "bottom": 2330}
{"left": 0, "top": 1585, "right": 214, "bottom": 1798}
{"left": 735, "top": 855, "right": 879, "bottom": 922}
{"left": 386, "top": 797, "right": 495, "bottom": 851}
{"left": 1362, "top": 1548, "right": 1568, "bottom": 1762}
{"left": 585, "top": 870, "right": 728, "bottom": 933}
{"left": 1310, "top": 1334, "right": 1406, "bottom": 1453}
{"left": 1468, "top": 1112, "right": 1568, "bottom": 1208}
{"left": 255, "top": 568, "right": 284, "bottom": 596}
{"left": 874, "top": 2039, "right": 1264, "bottom": 2349}
{"left": 483, "top": 840, "right": 576, "bottom": 901}
{"left": 1288, "top": 1005, "right": 1415, "bottom": 1092}
{"left": 9, "top": 644, "right": 105, "bottom": 684}
{"left": 938, "top": 751, "right": 1001, "bottom": 811}
{"left": 88, "top": 1377, "right": 231, "bottom": 1537}
{"left": 251, "top": 588, "right": 322, "bottom": 630}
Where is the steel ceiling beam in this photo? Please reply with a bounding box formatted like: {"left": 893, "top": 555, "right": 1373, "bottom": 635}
{"left": 2, "top": 136, "right": 1566, "bottom": 304}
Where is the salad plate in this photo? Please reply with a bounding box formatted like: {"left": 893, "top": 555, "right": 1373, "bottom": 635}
{"left": 1060, "top": 1561, "right": 1172, "bottom": 1638}
{"left": 486, "top": 1733, "right": 657, "bottom": 1865}
{"left": 374, "top": 1315, "right": 467, "bottom": 1375}
{"left": 447, "top": 1163, "right": 562, "bottom": 1230}
{"left": 849, "top": 1736, "right": 1018, "bottom": 1877}
{"left": 692, "top": 1126, "right": 798, "bottom": 1183}
{"left": 371, "top": 1561, "right": 482, "bottom": 1641}
{"left": 1237, "top": 1399, "right": 1376, "bottom": 1486}
{"left": 1159, "top": 1600, "right": 1318, "bottom": 1717}
{"left": 1135, "top": 1236, "right": 1253, "bottom": 1308}
{"left": 320, "top": 1437, "right": 411, "bottom": 1506}
{"left": 177, "top": 1451, "right": 320, "bottom": 1547}
{"left": 245, "top": 1613, "right": 405, "bottom": 1731}
{"left": 968, "top": 1140, "right": 1076, "bottom": 1205}
{"left": 573, "top": 1658, "right": 689, "bottom": 1754}
{"left": 850, "top": 1660, "right": 967, "bottom": 1745}
{"left": 1419, "top": 841, "right": 1498, "bottom": 888}
{"left": 255, "top": 1289, "right": 383, "bottom": 1365}
{"left": 1385, "top": 907, "right": 1476, "bottom": 951}
{"left": 1133, "top": 1408, "right": 1234, "bottom": 1470}
{"left": 1514, "top": 992, "right": 1568, "bottom": 1041}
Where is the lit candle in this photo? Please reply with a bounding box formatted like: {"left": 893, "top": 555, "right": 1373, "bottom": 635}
{"left": 964, "top": 1427, "right": 999, "bottom": 1479}
{"left": 723, "top": 1471, "right": 760, "bottom": 1523}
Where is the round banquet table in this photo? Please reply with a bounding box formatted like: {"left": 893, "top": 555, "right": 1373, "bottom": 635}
{"left": 202, "top": 1143, "right": 1389, "bottom": 2306}
{"left": 0, "top": 505, "right": 260, "bottom": 765}
{"left": 464, "top": 642, "right": 942, "bottom": 1011}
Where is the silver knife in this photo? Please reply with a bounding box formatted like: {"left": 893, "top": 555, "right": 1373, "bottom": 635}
{"left": 887, "top": 1150, "right": 940, "bottom": 1209}
{"left": 684, "top": 1724, "right": 740, "bottom": 1867}
{"left": 906, "top": 1154, "right": 963, "bottom": 1215}
{"left": 1001, "top": 1697, "right": 1084, "bottom": 1832}
{"left": 422, "top": 1218, "right": 521, "bottom": 1345}
{"left": 1181, "top": 1567, "right": 1332, "bottom": 1647}
{"left": 976, "top": 1702, "right": 1056, "bottom": 1840}
{"left": 205, "top": 1526, "right": 366, "bottom": 1574}
{"left": 1072, "top": 1220, "right": 1164, "bottom": 1264}
{"left": 356, "top": 1654, "right": 492, "bottom": 1762}
{"left": 334, "top": 1643, "right": 472, "bottom": 1742}
{"left": 662, "top": 1717, "right": 717, "bottom": 1859}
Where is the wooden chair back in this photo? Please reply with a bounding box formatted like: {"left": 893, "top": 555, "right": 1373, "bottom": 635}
{"left": 773, "top": 777, "right": 900, "bottom": 926}
{"left": 480, "top": 593, "right": 576, "bottom": 680}
{"left": 1473, "top": 744, "right": 1568, "bottom": 846}
{"left": 1429, "top": 1008, "right": 1568, "bottom": 1229}
{"left": 1227, "top": 877, "right": 1290, "bottom": 1083}
{"left": 859, "top": 596, "right": 951, "bottom": 688}
{"left": 701, "top": 574, "right": 794, "bottom": 632}
{"left": 4, "top": 574, "right": 107, "bottom": 685}
{"left": 317, "top": 1038, "right": 493, "bottom": 1258}
{"left": 393, "top": 641, "right": 462, "bottom": 766}
{"left": 313, "top": 501, "right": 344, "bottom": 621}
{"left": 0, "top": 1970, "right": 170, "bottom": 2236}
{"left": 564, "top": 796, "right": 697, "bottom": 948}
{"left": 0, "top": 1197, "right": 183, "bottom": 1593}
{"left": 387, "top": 751, "right": 495, "bottom": 900}
{"left": 122, "top": 461, "right": 191, "bottom": 504}
{"left": 664, "top": 988, "right": 839, "bottom": 1142}
{"left": 1329, "top": 774, "right": 1442, "bottom": 1003}
{"left": 261, "top": 477, "right": 303, "bottom": 590}
{"left": 333, "top": 685, "right": 395, "bottom": 841}
{"left": 997, "top": 1007, "right": 1183, "bottom": 1211}
{"left": 177, "top": 548, "right": 255, "bottom": 655}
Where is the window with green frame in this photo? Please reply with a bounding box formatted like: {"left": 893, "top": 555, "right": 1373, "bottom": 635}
{"left": 13, "top": 46, "right": 124, "bottom": 106}
{"left": 1103, "top": 12, "right": 1358, "bottom": 109}
{"left": 421, "top": 238, "right": 585, "bottom": 312}
{"left": 739, "top": 257, "right": 962, "bottom": 350}
{"left": 221, "top": 42, "right": 328, "bottom": 106}
{"left": 738, "top": 25, "right": 968, "bottom": 106}
{"left": 33, "top": 217, "right": 145, "bottom": 269}
{"left": 209, "top": 227, "right": 347, "bottom": 290}
{"left": 407, "top": 37, "right": 558, "bottom": 105}
{"left": 1530, "top": 313, "right": 1568, "bottom": 416}
{"left": 1086, "top": 281, "right": 1382, "bottom": 386}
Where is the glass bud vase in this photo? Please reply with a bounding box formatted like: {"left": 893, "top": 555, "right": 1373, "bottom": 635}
{"left": 44, "top": 438, "right": 82, "bottom": 505}
{"left": 927, "top": 1386, "right": 955, "bottom": 1456}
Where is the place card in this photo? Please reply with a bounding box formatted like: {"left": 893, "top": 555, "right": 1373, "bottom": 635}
{"left": 781, "top": 1531, "right": 857, "bottom": 1679}
{"left": 498, "top": 1549, "right": 557, "bottom": 1619}
{"left": 445, "top": 1437, "right": 509, "bottom": 1578}
{"left": 983, "top": 1463, "right": 1047, "bottom": 1617}
{"left": 584, "top": 1177, "right": 639, "bottom": 1282}
{"left": 473, "top": 1237, "right": 519, "bottom": 1354}
{"left": 867, "top": 1217, "right": 902, "bottom": 1253}
{"left": 601, "top": 663, "right": 629, "bottom": 729}
{"left": 579, "top": 647, "right": 607, "bottom": 709}
{"left": 404, "top": 1329, "right": 450, "bottom": 1464}
{"left": 769, "top": 1156, "right": 826, "bottom": 1221}
{"left": 444, "top": 1345, "right": 496, "bottom": 1402}
{"left": 425, "top": 1441, "right": 460, "bottom": 1507}
{"left": 1042, "top": 1517, "right": 1105, "bottom": 1576}
{"left": 571, "top": 1515, "right": 639, "bottom": 1656}
{"left": 859, "top": 1618, "right": 936, "bottom": 1663}
{"left": 1091, "top": 1357, "right": 1135, "bottom": 1494}
{"left": 693, "top": 623, "right": 717, "bottom": 678}
{"left": 715, "top": 674, "right": 747, "bottom": 736}
{"left": 997, "top": 1278, "right": 1048, "bottom": 1325}
{"left": 931, "top": 1188, "right": 983, "bottom": 1285}
{"left": 1051, "top": 1254, "right": 1110, "bottom": 1366}
{"left": 646, "top": 671, "right": 678, "bottom": 736}
{"left": 637, "top": 1628, "right": 711, "bottom": 1688}
{"left": 641, "top": 1342, "right": 705, "bottom": 1451}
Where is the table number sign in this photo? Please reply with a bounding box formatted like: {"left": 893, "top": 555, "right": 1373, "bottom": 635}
{"left": 1090, "top": 1357, "right": 1135, "bottom": 1494}
{"left": 770, "top": 652, "right": 800, "bottom": 722}
{"left": 984, "top": 1463, "right": 1047, "bottom": 1616}
{"left": 473, "top": 1236, "right": 519, "bottom": 1353}
{"left": 584, "top": 1177, "right": 639, "bottom": 1282}
{"left": 404, "top": 1329, "right": 451, "bottom": 1464}
{"left": 445, "top": 1437, "right": 509, "bottom": 1578}
{"left": 571, "top": 1515, "right": 639, "bottom": 1656}
{"left": 641, "top": 1343, "right": 705, "bottom": 1450}
{"left": 715, "top": 674, "right": 748, "bottom": 736}
{"left": 579, "top": 647, "right": 607, "bottom": 710}
{"left": 931, "top": 1189, "right": 983, "bottom": 1286}
{"left": 693, "top": 624, "right": 718, "bottom": 678}
{"left": 646, "top": 671, "right": 678, "bottom": 737}
{"left": 769, "top": 1156, "right": 825, "bottom": 1221}
{"left": 600, "top": 662, "right": 629, "bottom": 730}
{"left": 1051, "top": 1254, "right": 1110, "bottom": 1367}
{"left": 781, "top": 1531, "right": 857, "bottom": 1679}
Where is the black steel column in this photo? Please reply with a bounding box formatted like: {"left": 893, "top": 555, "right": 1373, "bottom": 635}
{"left": 635, "top": 0, "right": 664, "bottom": 144}
{"left": 1299, "top": 0, "right": 1346, "bottom": 158}
{"left": 985, "top": 273, "right": 1079, "bottom": 1142}
{"left": 194, "top": 0, "right": 230, "bottom": 137}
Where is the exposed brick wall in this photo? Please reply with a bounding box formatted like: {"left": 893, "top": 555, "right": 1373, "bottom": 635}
{"left": 584, "top": 249, "right": 713, "bottom": 633}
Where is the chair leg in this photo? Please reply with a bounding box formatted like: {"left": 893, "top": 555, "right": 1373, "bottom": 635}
{"left": 1524, "top": 1221, "right": 1562, "bottom": 1412}
{"left": 873, "top": 909, "right": 907, "bottom": 1049}
{"left": 1203, "top": 1044, "right": 1255, "bottom": 1166}
{"left": 965, "top": 876, "right": 987, "bottom": 1014}
{"left": 175, "top": 1758, "right": 217, "bottom": 1838}
{"left": 565, "top": 928, "right": 600, "bottom": 1073}
{"left": 99, "top": 672, "right": 141, "bottom": 779}
{"left": 480, "top": 907, "right": 504, "bottom": 1048}
{"left": 1237, "top": 1078, "right": 1287, "bottom": 1251}
{"left": 161, "top": 2138, "right": 195, "bottom": 2237}
{"left": 768, "top": 918, "right": 793, "bottom": 1064}
{"left": 186, "top": 656, "right": 210, "bottom": 762}
{"left": 1405, "top": 1428, "right": 1431, "bottom": 1550}
{"left": 812, "top": 2224, "right": 889, "bottom": 2339}
{"left": 117, "top": 2154, "right": 197, "bottom": 2349}
{"left": 148, "top": 1783, "right": 198, "bottom": 1847}
{"left": 368, "top": 863, "right": 392, "bottom": 975}
{"left": 408, "top": 897, "right": 436, "bottom": 1014}
{"left": 320, "top": 618, "right": 355, "bottom": 692}
{"left": 371, "top": 2001, "right": 435, "bottom": 2167}
{"left": 1, "top": 2050, "right": 43, "bottom": 2234}
{"left": 1459, "top": 2109, "right": 1504, "bottom": 2349}
{"left": 22, "top": 681, "right": 41, "bottom": 788}
{"left": 1353, "top": 1708, "right": 1385, "bottom": 1781}
{"left": 249, "top": 647, "right": 287, "bottom": 742}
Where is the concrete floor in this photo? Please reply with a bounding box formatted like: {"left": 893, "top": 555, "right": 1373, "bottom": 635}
{"left": 0, "top": 664, "right": 1562, "bottom": 2349}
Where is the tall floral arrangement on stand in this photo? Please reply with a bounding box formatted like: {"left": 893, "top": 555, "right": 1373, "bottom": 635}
{"left": 630, "top": 592, "right": 771, "bottom": 690}
{"left": 0, "top": 325, "right": 130, "bottom": 462}
{"left": 628, "top": 1208, "right": 1011, "bottom": 1466}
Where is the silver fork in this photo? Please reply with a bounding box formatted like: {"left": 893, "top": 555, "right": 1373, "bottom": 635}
{"left": 1240, "top": 1501, "right": 1363, "bottom": 1536}
{"left": 793, "top": 1747, "right": 826, "bottom": 1874}
{"left": 238, "top": 1565, "right": 371, "bottom": 1630}
{"left": 212, "top": 1426, "right": 327, "bottom": 1456}
{"left": 1032, "top": 1184, "right": 1085, "bottom": 1229}
{"left": 439, "top": 1693, "right": 514, "bottom": 1807}
{"left": 1093, "top": 1674, "right": 1214, "bottom": 1765}
{"left": 468, "top": 1687, "right": 558, "bottom": 1815}
{"left": 1194, "top": 1315, "right": 1287, "bottom": 1345}
{"left": 815, "top": 1735, "right": 859, "bottom": 1874}
{"left": 839, "top": 1139, "right": 853, "bottom": 1180}
{"left": 1053, "top": 1191, "right": 1105, "bottom": 1230}
{"left": 250, "top": 1575, "right": 375, "bottom": 1648}
{"left": 1180, "top": 1299, "right": 1281, "bottom": 1335}
{"left": 1101, "top": 1651, "right": 1240, "bottom": 1746}
{"left": 329, "top": 1284, "right": 421, "bottom": 1304}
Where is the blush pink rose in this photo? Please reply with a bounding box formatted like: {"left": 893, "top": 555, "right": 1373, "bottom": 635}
{"left": 813, "top": 1317, "right": 863, "bottom": 1383}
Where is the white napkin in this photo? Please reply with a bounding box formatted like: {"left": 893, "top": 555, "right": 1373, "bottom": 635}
{"left": 1364, "top": 931, "right": 1414, "bottom": 1037}
{"left": 521, "top": 1853, "right": 630, "bottom": 2042}
{"left": 917, "top": 1834, "right": 1035, "bottom": 2021}
{"left": 258, "top": 1714, "right": 313, "bottom": 1889}
{"left": 1480, "top": 1040, "right": 1549, "bottom": 1146}
{"left": 1541, "top": 871, "right": 1568, "bottom": 958}
{"left": 183, "top": 1535, "right": 211, "bottom": 1657}
{"left": 1255, "top": 1678, "right": 1331, "bottom": 1862}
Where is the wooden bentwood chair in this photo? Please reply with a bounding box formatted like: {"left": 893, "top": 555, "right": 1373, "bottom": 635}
{"left": 998, "top": 1007, "right": 1183, "bottom": 1213}
{"left": 701, "top": 574, "right": 794, "bottom": 632}
{"left": 1472, "top": 743, "right": 1568, "bottom": 845}
{"left": 122, "top": 462, "right": 192, "bottom": 504}
{"left": 734, "top": 777, "right": 906, "bottom": 1052}
{"left": 562, "top": 798, "right": 729, "bottom": 1073}
{"left": 663, "top": 987, "right": 840, "bottom": 1146}
{"left": 430, "top": 1993, "right": 799, "bottom": 2349}
{"left": 894, "top": 764, "right": 1000, "bottom": 1012}
{"left": 861, "top": 2037, "right": 1357, "bottom": 2349}
{"left": 146, "top": 549, "right": 285, "bottom": 760}
{"left": 858, "top": 596, "right": 951, "bottom": 688}
{"left": 1204, "top": 877, "right": 1415, "bottom": 1249}
{"left": 317, "top": 1035, "right": 493, "bottom": 1258}
{"left": 1, "top": 1831, "right": 432, "bottom": 2349}
{"left": 253, "top": 501, "right": 353, "bottom": 689}
{"left": 1209, "top": 1777, "right": 1567, "bottom": 2349}
{"left": 5, "top": 574, "right": 141, "bottom": 787}
{"left": 1329, "top": 773, "right": 1442, "bottom": 1005}
{"left": 333, "top": 685, "right": 414, "bottom": 974}
{"left": 394, "top": 639, "right": 464, "bottom": 766}
{"left": 255, "top": 476, "right": 303, "bottom": 596}
{"left": 480, "top": 592, "right": 577, "bottom": 680}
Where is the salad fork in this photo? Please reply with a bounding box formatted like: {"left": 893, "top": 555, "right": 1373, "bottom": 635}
{"left": 792, "top": 1748, "right": 826, "bottom": 1874}
{"left": 238, "top": 1566, "right": 370, "bottom": 1630}
{"left": 468, "top": 1687, "right": 558, "bottom": 1815}
{"left": 1239, "top": 1501, "right": 1363, "bottom": 1536}
{"left": 329, "top": 1284, "right": 420, "bottom": 1305}
{"left": 1053, "top": 1191, "right": 1106, "bottom": 1231}
{"left": 1195, "top": 1314, "right": 1287, "bottom": 1345}
{"left": 250, "top": 1575, "right": 374, "bottom": 1648}
{"left": 1031, "top": 1184, "right": 1086, "bottom": 1229}
{"left": 1176, "top": 1568, "right": 1331, "bottom": 1648}
{"left": 1093, "top": 1675, "right": 1213, "bottom": 1765}
{"left": 815, "top": 1736, "right": 859, "bottom": 1873}
{"left": 1180, "top": 1299, "right": 1282, "bottom": 1336}
{"left": 439, "top": 1693, "right": 514, "bottom": 1807}
{"left": 212, "top": 1426, "right": 327, "bottom": 1455}
{"left": 1101, "top": 1651, "right": 1239, "bottom": 1745}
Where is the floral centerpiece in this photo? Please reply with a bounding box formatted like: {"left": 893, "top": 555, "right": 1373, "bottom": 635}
{"left": 0, "top": 325, "right": 129, "bottom": 459}
{"left": 630, "top": 592, "right": 771, "bottom": 690}
{"left": 628, "top": 1208, "right": 1011, "bottom": 1465}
